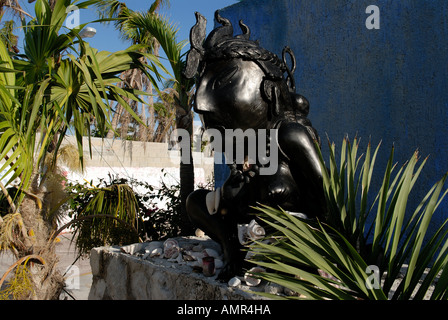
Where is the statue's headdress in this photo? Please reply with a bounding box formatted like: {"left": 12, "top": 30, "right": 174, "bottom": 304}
{"left": 183, "top": 11, "right": 297, "bottom": 92}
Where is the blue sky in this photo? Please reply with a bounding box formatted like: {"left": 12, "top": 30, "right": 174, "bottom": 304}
{"left": 14, "top": 0, "right": 240, "bottom": 125}
{"left": 17, "top": 0, "right": 239, "bottom": 54}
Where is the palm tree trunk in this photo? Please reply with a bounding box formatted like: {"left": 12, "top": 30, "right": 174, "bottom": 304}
{"left": 177, "top": 114, "right": 195, "bottom": 235}
{"left": 14, "top": 172, "right": 65, "bottom": 300}
{"left": 146, "top": 44, "right": 159, "bottom": 142}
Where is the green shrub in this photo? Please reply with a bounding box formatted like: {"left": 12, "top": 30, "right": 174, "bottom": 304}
{"left": 63, "top": 171, "right": 191, "bottom": 255}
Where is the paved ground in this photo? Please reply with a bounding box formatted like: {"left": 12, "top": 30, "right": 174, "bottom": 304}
{"left": 55, "top": 232, "right": 93, "bottom": 300}
{"left": 0, "top": 232, "right": 92, "bottom": 300}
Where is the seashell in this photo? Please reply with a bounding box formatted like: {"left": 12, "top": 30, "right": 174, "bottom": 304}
{"left": 286, "top": 211, "right": 309, "bottom": 219}
{"left": 163, "top": 238, "right": 180, "bottom": 259}
{"left": 121, "top": 243, "right": 145, "bottom": 255}
{"left": 149, "top": 247, "right": 163, "bottom": 258}
{"left": 284, "top": 288, "right": 300, "bottom": 297}
{"left": 203, "top": 248, "right": 220, "bottom": 258}
{"left": 142, "top": 250, "right": 150, "bottom": 260}
{"left": 245, "top": 251, "right": 256, "bottom": 260}
{"left": 238, "top": 220, "right": 265, "bottom": 245}
{"left": 145, "top": 241, "right": 163, "bottom": 252}
{"left": 244, "top": 267, "right": 265, "bottom": 287}
{"left": 184, "top": 250, "right": 205, "bottom": 260}
{"left": 195, "top": 229, "right": 206, "bottom": 237}
{"left": 228, "top": 277, "right": 241, "bottom": 287}
{"left": 247, "top": 219, "right": 265, "bottom": 241}
{"left": 142, "top": 246, "right": 163, "bottom": 260}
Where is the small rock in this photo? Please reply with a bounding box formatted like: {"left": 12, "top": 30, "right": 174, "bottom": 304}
{"left": 168, "top": 254, "right": 184, "bottom": 264}
{"left": 182, "top": 253, "right": 196, "bottom": 261}
{"left": 228, "top": 277, "right": 242, "bottom": 287}
{"left": 284, "top": 288, "right": 300, "bottom": 297}
{"left": 203, "top": 248, "right": 220, "bottom": 258}
{"left": 264, "top": 282, "right": 284, "bottom": 295}
{"left": 214, "top": 258, "right": 224, "bottom": 269}
{"left": 195, "top": 229, "right": 206, "bottom": 237}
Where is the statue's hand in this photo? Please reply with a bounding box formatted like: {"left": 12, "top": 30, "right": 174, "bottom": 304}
{"left": 222, "top": 163, "right": 259, "bottom": 200}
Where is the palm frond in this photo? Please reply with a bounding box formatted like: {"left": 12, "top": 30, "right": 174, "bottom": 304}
{"left": 68, "top": 183, "right": 142, "bottom": 255}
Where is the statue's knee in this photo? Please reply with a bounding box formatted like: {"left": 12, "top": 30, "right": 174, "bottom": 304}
{"left": 186, "top": 189, "right": 210, "bottom": 218}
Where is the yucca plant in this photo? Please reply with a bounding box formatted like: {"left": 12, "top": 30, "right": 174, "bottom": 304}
{"left": 248, "top": 137, "right": 448, "bottom": 300}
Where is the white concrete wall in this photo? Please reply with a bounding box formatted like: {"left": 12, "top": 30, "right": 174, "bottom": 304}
{"left": 61, "top": 135, "right": 214, "bottom": 183}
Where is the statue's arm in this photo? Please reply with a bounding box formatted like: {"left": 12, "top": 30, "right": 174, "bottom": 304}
{"left": 277, "top": 122, "right": 324, "bottom": 190}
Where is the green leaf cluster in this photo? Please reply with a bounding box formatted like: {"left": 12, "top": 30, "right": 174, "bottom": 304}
{"left": 0, "top": 0, "right": 160, "bottom": 201}
{"left": 249, "top": 138, "right": 448, "bottom": 300}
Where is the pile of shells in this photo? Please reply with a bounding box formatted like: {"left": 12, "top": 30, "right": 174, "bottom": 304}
{"left": 120, "top": 236, "right": 301, "bottom": 298}
{"left": 120, "top": 237, "right": 224, "bottom": 277}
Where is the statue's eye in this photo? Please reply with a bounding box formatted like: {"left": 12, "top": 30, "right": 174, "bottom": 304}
{"left": 212, "top": 66, "right": 239, "bottom": 89}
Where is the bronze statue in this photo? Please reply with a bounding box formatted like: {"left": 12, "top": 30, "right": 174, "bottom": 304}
{"left": 184, "top": 11, "right": 327, "bottom": 281}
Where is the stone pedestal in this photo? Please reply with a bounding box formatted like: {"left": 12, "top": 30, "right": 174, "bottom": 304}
{"left": 88, "top": 237, "right": 267, "bottom": 300}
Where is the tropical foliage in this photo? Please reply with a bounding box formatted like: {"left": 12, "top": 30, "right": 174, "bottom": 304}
{"left": 95, "top": 0, "right": 189, "bottom": 143}
{"left": 0, "top": 0, "right": 163, "bottom": 299}
{"left": 61, "top": 180, "right": 143, "bottom": 256}
{"left": 248, "top": 138, "right": 448, "bottom": 300}
{"left": 94, "top": 0, "right": 196, "bottom": 234}
{"left": 62, "top": 171, "right": 184, "bottom": 256}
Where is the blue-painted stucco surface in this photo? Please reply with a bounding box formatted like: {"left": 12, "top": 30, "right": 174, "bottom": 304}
{"left": 212, "top": 0, "right": 448, "bottom": 235}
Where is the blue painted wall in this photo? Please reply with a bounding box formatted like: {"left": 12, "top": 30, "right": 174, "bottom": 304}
{"left": 213, "top": 0, "right": 448, "bottom": 235}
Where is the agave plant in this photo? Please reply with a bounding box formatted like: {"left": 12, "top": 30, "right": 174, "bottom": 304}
{"left": 248, "top": 138, "right": 448, "bottom": 300}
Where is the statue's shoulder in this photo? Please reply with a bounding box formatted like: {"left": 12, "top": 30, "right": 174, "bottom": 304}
{"left": 277, "top": 120, "right": 311, "bottom": 141}
{"left": 275, "top": 120, "right": 320, "bottom": 160}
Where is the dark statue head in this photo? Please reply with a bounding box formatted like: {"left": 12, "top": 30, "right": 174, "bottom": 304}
{"left": 183, "top": 11, "right": 311, "bottom": 132}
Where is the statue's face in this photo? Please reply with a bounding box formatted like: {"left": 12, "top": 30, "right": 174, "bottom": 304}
{"left": 194, "top": 59, "right": 269, "bottom": 131}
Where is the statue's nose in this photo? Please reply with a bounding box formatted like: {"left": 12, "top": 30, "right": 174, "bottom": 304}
{"left": 194, "top": 84, "right": 214, "bottom": 113}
